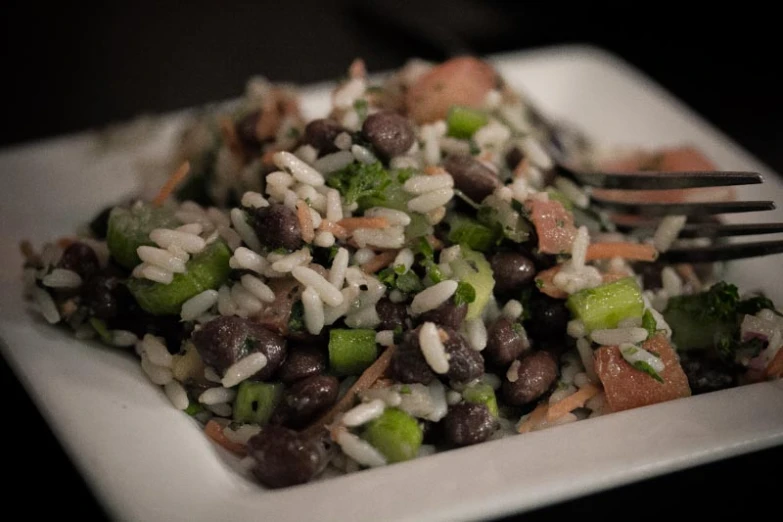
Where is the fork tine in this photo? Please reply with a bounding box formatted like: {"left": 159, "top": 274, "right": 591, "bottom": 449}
{"left": 614, "top": 221, "right": 783, "bottom": 238}
{"left": 591, "top": 198, "right": 775, "bottom": 217}
{"left": 559, "top": 166, "right": 763, "bottom": 190}
{"left": 660, "top": 240, "right": 783, "bottom": 263}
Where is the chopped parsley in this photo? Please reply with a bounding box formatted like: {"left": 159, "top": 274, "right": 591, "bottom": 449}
{"left": 641, "top": 309, "right": 657, "bottom": 338}
{"left": 326, "top": 161, "right": 391, "bottom": 205}
{"left": 454, "top": 281, "right": 477, "bottom": 306}
{"left": 632, "top": 360, "right": 664, "bottom": 383}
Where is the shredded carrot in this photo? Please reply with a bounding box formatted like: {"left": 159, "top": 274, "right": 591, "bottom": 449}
{"left": 424, "top": 165, "right": 447, "bottom": 176}
{"left": 534, "top": 266, "right": 568, "bottom": 299}
{"left": 336, "top": 217, "right": 389, "bottom": 231}
{"left": 260, "top": 147, "right": 281, "bottom": 166}
{"left": 219, "top": 118, "right": 244, "bottom": 159}
{"left": 585, "top": 242, "right": 658, "bottom": 262}
{"left": 304, "top": 345, "right": 397, "bottom": 437}
{"left": 152, "top": 161, "right": 191, "bottom": 207}
{"left": 546, "top": 383, "right": 601, "bottom": 422}
{"left": 318, "top": 220, "right": 349, "bottom": 239}
{"left": 361, "top": 249, "right": 398, "bottom": 274}
{"left": 204, "top": 420, "right": 247, "bottom": 456}
{"left": 601, "top": 272, "right": 628, "bottom": 284}
{"left": 426, "top": 234, "right": 444, "bottom": 250}
{"left": 765, "top": 348, "right": 783, "bottom": 379}
{"left": 57, "top": 237, "right": 76, "bottom": 249}
{"left": 517, "top": 402, "right": 549, "bottom": 434}
{"left": 296, "top": 201, "right": 315, "bottom": 243}
{"left": 348, "top": 58, "right": 366, "bottom": 79}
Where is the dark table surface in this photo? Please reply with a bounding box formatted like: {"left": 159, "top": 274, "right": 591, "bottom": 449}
{"left": 2, "top": 2, "right": 780, "bottom": 519}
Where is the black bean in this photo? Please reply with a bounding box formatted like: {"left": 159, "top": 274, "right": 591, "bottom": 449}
{"left": 58, "top": 242, "right": 100, "bottom": 281}
{"left": 443, "top": 403, "right": 495, "bottom": 447}
{"left": 192, "top": 316, "right": 286, "bottom": 379}
{"left": 361, "top": 111, "right": 415, "bottom": 159}
{"left": 252, "top": 204, "right": 303, "bottom": 251}
{"left": 632, "top": 261, "right": 663, "bottom": 291}
{"left": 490, "top": 252, "right": 536, "bottom": 296}
{"left": 419, "top": 299, "right": 467, "bottom": 329}
{"left": 526, "top": 294, "right": 570, "bottom": 341}
{"left": 278, "top": 344, "right": 326, "bottom": 383}
{"left": 247, "top": 425, "right": 328, "bottom": 488}
{"left": 502, "top": 351, "right": 558, "bottom": 406}
{"left": 390, "top": 329, "right": 437, "bottom": 385}
{"left": 89, "top": 206, "right": 113, "bottom": 239}
{"left": 277, "top": 375, "right": 339, "bottom": 428}
{"left": 81, "top": 274, "right": 125, "bottom": 319}
{"left": 485, "top": 317, "right": 530, "bottom": 367}
{"left": 680, "top": 352, "right": 739, "bottom": 395}
{"left": 442, "top": 326, "right": 484, "bottom": 383}
{"left": 504, "top": 146, "right": 524, "bottom": 170}
{"left": 376, "top": 298, "right": 409, "bottom": 331}
{"left": 236, "top": 110, "right": 262, "bottom": 153}
{"left": 442, "top": 154, "right": 500, "bottom": 203}
{"left": 303, "top": 119, "right": 346, "bottom": 155}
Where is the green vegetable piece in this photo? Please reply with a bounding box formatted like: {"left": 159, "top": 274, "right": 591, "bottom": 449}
{"left": 642, "top": 309, "right": 657, "bottom": 338}
{"left": 328, "top": 329, "right": 378, "bottom": 376}
{"left": 447, "top": 213, "right": 501, "bottom": 252}
{"left": 566, "top": 277, "right": 644, "bottom": 332}
{"left": 477, "top": 196, "right": 531, "bottom": 243}
{"left": 632, "top": 361, "right": 664, "bottom": 383}
{"left": 185, "top": 402, "right": 205, "bottom": 416}
{"left": 450, "top": 247, "right": 495, "bottom": 321}
{"left": 396, "top": 270, "right": 424, "bottom": 294}
{"left": 361, "top": 408, "right": 423, "bottom": 463}
{"left": 327, "top": 161, "right": 392, "bottom": 206}
{"left": 446, "top": 106, "right": 489, "bottom": 139}
{"left": 89, "top": 317, "right": 112, "bottom": 344}
{"left": 462, "top": 383, "right": 498, "bottom": 417}
{"left": 127, "top": 240, "right": 232, "bottom": 316}
{"left": 106, "top": 203, "right": 181, "bottom": 269}
{"left": 545, "top": 188, "right": 574, "bottom": 211}
{"left": 233, "top": 381, "right": 283, "bottom": 425}
{"left": 454, "top": 281, "right": 476, "bottom": 307}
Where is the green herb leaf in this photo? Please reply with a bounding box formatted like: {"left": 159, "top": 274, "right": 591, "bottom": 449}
{"left": 288, "top": 300, "right": 305, "bottom": 333}
{"left": 454, "top": 281, "right": 476, "bottom": 306}
{"left": 354, "top": 99, "right": 369, "bottom": 121}
{"left": 642, "top": 309, "right": 657, "bottom": 338}
{"left": 396, "top": 271, "right": 423, "bottom": 293}
{"left": 632, "top": 360, "right": 664, "bottom": 383}
{"left": 326, "top": 161, "right": 391, "bottom": 205}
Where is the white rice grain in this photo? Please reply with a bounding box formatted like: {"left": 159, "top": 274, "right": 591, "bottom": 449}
{"left": 313, "top": 150, "right": 355, "bottom": 174}
{"left": 323, "top": 287, "right": 360, "bottom": 325}
{"left": 653, "top": 215, "right": 687, "bottom": 253}
{"left": 218, "top": 225, "right": 242, "bottom": 251}
{"left": 567, "top": 319, "right": 587, "bottom": 339}
{"left": 231, "top": 284, "right": 263, "bottom": 315}
{"left": 292, "top": 266, "right": 344, "bottom": 306}
{"left": 421, "top": 123, "right": 441, "bottom": 166}
{"left": 141, "top": 353, "right": 173, "bottom": 385}
{"left": 150, "top": 229, "right": 206, "bottom": 254}
{"left": 506, "top": 360, "right": 521, "bottom": 382}
{"left": 221, "top": 352, "right": 268, "bottom": 388}
{"left": 314, "top": 231, "right": 336, "bottom": 248}
{"left": 573, "top": 372, "right": 592, "bottom": 388}
{"left": 181, "top": 290, "right": 219, "bottom": 321}
{"left": 204, "top": 366, "right": 222, "bottom": 383}
{"left": 42, "top": 268, "right": 82, "bottom": 289}
{"left": 393, "top": 248, "right": 415, "bottom": 272}
{"left": 33, "top": 287, "right": 60, "bottom": 323}
{"left": 571, "top": 226, "right": 589, "bottom": 269}
{"left": 407, "top": 188, "right": 454, "bottom": 213}
{"left": 502, "top": 300, "right": 523, "bottom": 321}
{"left": 137, "top": 246, "right": 187, "bottom": 273}
{"left": 206, "top": 207, "right": 231, "bottom": 228}
{"left": 164, "top": 381, "right": 189, "bottom": 410}
{"left": 411, "top": 280, "right": 458, "bottom": 315}
{"left": 266, "top": 170, "right": 295, "bottom": 190}
{"left": 294, "top": 144, "right": 318, "bottom": 165}
{"left": 325, "top": 188, "right": 344, "bottom": 222}
{"left": 111, "top": 330, "right": 138, "bottom": 347}
{"left": 351, "top": 144, "right": 377, "bottom": 164}
{"left": 446, "top": 390, "right": 462, "bottom": 405}
{"left": 376, "top": 330, "right": 395, "bottom": 347}
{"left": 342, "top": 399, "right": 386, "bottom": 427}
{"left": 217, "top": 285, "right": 237, "bottom": 316}
{"left": 344, "top": 305, "right": 381, "bottom": 329}
{"left": 661, "top": 267, "right": 683, "bottom": 297}
{"left": 329, "top": 247, "right": 350, "bottom": 289}
{"left": 360, "top": 387, "right": 402, "bottom": 407}
{"left": 554, "top": 177, "right": 590, "bottom": 209}
{"left": 240, "top": 275, "right": 275, "bottom": 303}
{"left": 427, "top": 379, "right": 448, "bottom": 422}
{"left": 419, "top": 322, "right": 450, "bottom": 374}
{"left": 224, "top": 424, "right": 263, "bottom": 445}
{"left": 620, "top": 343, "right": 665, "bottom": 373}
{"left": 241, "top": 191, "right": 269, "bottom": 209}
{"left": 230, "top": 209, "right": 262, "bottom": 252}
{"left": 354, "top": 248, "right": 376, "bottom": 266}
{"left": 465, "top": 317, "right": 488, "bottom": 351}
{"left": 334, "top": 132, "right": 352, "bottom": 150}
{"left": 271, "top": 248, "right": 312, "bottom": 273}
{"left": 302, "top": 286, "right": 325, "bottom": 335}
{"left": 439, "top": 245, "right": 461, "bottom": 264}
{"left": 232, "top": 247, "right": 268, "bottom": 274}
{"left": 206, "top": 403, "right": 232, "bottom": 417}
{"left": 335, "top": 429, "right": 387, "bottom": 468}
{"left": 403, "top": 174, "right": 454, "bottom": 195}
{"left": 199, "top": 387, "right": 237, "bottom": 405}
{"left": 590, "top": 327, "right": 649, "bottom": 346}
{"left": 352, "top": 227, "right": 406, "bottom": 249}
{"left": 363, "top": 207, "right": 411, "bottom": 227}
{"left": 520, "top": 136, "right": 553, "bottom": 170}
{"left": 141, "top": 334, "right": 172, "bottom": 368}
{"left": 480, "top": 373, "right": 502, "bottom": 390}
{"left": 139, "top": 264, "right": 174, "bottom": 284}
{"left": 167, "top": 244, "right": 190, "bottom": 264}
{"left": 389, "top": 289, "right": 406, "bottom": 303}
{"left": 273, "top": 151, "right": 325, "bottom": 186}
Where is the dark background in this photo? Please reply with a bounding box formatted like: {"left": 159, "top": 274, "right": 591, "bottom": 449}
{"left": 2, "top": 2, "right": 780, "bottom": 520}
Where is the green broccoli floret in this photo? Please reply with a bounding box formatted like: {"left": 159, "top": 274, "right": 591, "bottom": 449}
{"left": 326, "top": 161, "right": 392, "bottom": 206}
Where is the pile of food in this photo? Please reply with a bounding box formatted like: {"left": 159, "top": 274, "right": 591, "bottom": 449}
{"left": 21, "top": 56, "right": 783, "bottom": 489}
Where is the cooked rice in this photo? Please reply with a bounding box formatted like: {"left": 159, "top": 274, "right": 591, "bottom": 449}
{"left": 407, "top": 188, "right": 454, "bottom": 213}
{"left": 199, "top": 386, "right": 237, "bottom": 405}
{"left": 206, "top": 403, "right": 233, "bottom": 417}
{"left": 273, "top": 151, "right": 325, "bottom": 187}
{"left": 403, "top": 174, "right": 453, "bottom": 195}
{"left": 653, "top": 215, "right": 687, "bottom": 253}
{"left": 239, "top": 274, "right": 275, "bottom": 303}
{"left": 567, "top": 319, "right": 587, "bottom": 339}
{"left": 411, "top": 280, "right": 458, "bottom": 315}
{"left": 502, "top": 299, "right": 523, "bottom": 321}
{"left": 620, "top": 343, "right": 665, "bottom": 373}
{"left": 375, "top": 330, "right": 395, "bottom": 346}
{"left": 181, "top": 289, "right": 219, "bottom": 321}
{"left": 302, "top": 286, "right": 325, "bottom": 335}
{"left": 342, "top": 399, "right": 386, "bottom": 427}
{"left": 141, "top": 353, "right": 173, "bottom": 385}
{"left": 271, "top": 248, "right": 311, "bottom": 273}
{"left": 204, "top": 366, "right": 222, "bottom": 383}
{"left": 418, "top": 322, "right": 450, "bottom": 374}
{"left": 221, "top": 352, "right": 268, "bottom": 388}
{"left": 42, "top": 268, "right": 82, "bottom": 289}
{"left": 164, "top": 380, "right": 189, "bottom": 410}
{"left": 229, "top": 208, "right": 262, "bottom": 252}
{"left": 292, "top": 266, "right": 344, "bottom": 306}
{"left": 590, "top": 327, "right": 649, "bottom": 346}
{"left": 465, "top": 317, "right": 487, "bottom": 351}
{"left": 150, "top": 228, "right": 206, "bottom": 253}
{"left": 661, "top": 267, "right": 683, "bottom": 297}
{"left": 33, "top": 287, "right": 60, "bottom": 324}
{"left": 335, "top": 429, "right": 387, "bottom": 468}
{"left": 231, "top": 284, "right": 263, "bottom": 314}
{"left": 352, "top": 227, "right": 405, "bottom": 249}
{"left": 506, "top": 360, "right": 521, "bottom": 382}
{"left": 241, "top": 191, "right": 269, "bottom": 209}
{"left": 554, "top": 176, "right": 590, "bottom": 209}
{"left": 140, "top": 334, "right": 173, "bottom": 368}
{"left": 351, "top": 144, "right": 377, "bottom": 165}
{"left": 217, "top": 285, "right": 238, "bottom": 316}
{"left": 111, "top": 330, "right": 138, "bottom": 347}
{"left": 353, "top": 248, "right": 376, "bottom": 266}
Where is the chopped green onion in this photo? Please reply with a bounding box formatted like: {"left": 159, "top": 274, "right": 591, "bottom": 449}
{"left": 328, "top": 329, "right": 378, "bottom": 376}
{"left": 446, "top": 106, "right": 489, "bottom": 139}
{"left": 447, "top": 214, "right": 501, "bottom": 252}
{"left": 449, "top": 248, "right": 495, "bottom": 321}
{"left": 361, "top": 408, "right": 423, "bottom": 463}
{"left": 185, "top": 402, "right": 205, "bottom": 416}
{"left": 462, "top": 383, "right": 498, "bottom": 417}
{"left": 641, "top": 309, "right": 657, "bottom": 338}
{"left": 233, "top": 381, "right": 283, "bottom": 425}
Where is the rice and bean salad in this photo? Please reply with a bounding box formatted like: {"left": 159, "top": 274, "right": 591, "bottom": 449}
{"left": 21, "top": 56, "right": 783, "bottom": 489}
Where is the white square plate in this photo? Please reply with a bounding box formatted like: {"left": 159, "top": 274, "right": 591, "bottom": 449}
{"left": 1, "top": 45, "right": 782, "bottom": 522}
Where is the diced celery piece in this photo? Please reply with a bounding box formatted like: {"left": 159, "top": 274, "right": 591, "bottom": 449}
{"left": 361, "top": 408, "right": 423, "bottom": 463}
{"left": 446, "top": 106, "right": 488, "bottom": 139}
{"left": 233, "top": 381, "right": 283, "bottom": 425}
{"left": 566, "top": 277, "right": 644, "bottom": 333}
{"left": 450, "top": 247, "right": 495, "bottom": 321}
{"left": 89, "top": 317, "right": 112, "bottom": 344}
{"left": 328, "top": 329, "right": 378, "bottom": 376}
{"left": 462, "top": 383, "right": 498, "bottom": 417}
{"left": 446, "top": 214, "right": 501, "bottom": 252}
{"left": 127, "top": 240, "right": 232, "bottom": 316}
{"left": 185, "top": 402, "right": 205, "bottom": 416}
{"left": 545, "top": 188, "right": 574, "bottom": 211}
{"left": 107, "top": 204, "right": 180, "bottom": 269}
